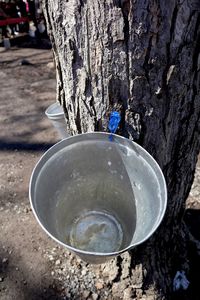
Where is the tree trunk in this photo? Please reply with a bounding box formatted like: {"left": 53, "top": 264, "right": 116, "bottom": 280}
{"left": 43, "top": 0, "right": 200, "bottom": 298}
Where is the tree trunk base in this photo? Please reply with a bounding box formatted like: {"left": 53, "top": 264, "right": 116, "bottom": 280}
{"left": 91, "top": 221, "right": 199, "bottom": 300}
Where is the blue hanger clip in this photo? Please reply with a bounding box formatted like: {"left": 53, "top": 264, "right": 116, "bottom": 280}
{"left": 108, "top": 111, "right": 121, "bottom": 141}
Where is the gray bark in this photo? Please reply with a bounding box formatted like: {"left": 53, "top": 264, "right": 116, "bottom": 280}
{"left": 43, "top": 0, "right": 200, "bottom": 298}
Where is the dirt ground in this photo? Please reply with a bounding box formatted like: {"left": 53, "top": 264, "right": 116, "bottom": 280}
{"left": 0, "top": 47, "right": 199, "bottom": 300}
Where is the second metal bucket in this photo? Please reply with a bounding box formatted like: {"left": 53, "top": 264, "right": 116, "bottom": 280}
{"left": 45, "top": 102, "right": 69, "bottom": 139}
{"left": 29, "top": 133, "right": 167, "bottom": 264}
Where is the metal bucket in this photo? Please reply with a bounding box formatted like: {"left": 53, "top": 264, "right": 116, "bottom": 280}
{"left": 29, "top": 133, "right": 167, "bottom": 264}
{"left": 45, "top": 102, "right": 69, "bottom": 139}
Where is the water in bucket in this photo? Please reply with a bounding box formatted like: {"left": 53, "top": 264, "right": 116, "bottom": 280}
{"left": 50, "top": 140, "right": 137, "bottom": 254}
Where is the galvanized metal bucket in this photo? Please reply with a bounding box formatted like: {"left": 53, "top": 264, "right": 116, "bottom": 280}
{"left": 45, "top": 102, "right": 69, "bottom": 139}
{"left": 29, "top": 133, "right": 167, "bottom": 264}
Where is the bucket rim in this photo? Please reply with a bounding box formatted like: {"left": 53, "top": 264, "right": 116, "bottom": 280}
{"left": 29, "top": 132, "right": 167, "bottom": 258}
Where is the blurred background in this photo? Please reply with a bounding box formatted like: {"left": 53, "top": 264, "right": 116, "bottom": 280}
{"left": 0, "top": 0, "right": 50, "bottom": 48}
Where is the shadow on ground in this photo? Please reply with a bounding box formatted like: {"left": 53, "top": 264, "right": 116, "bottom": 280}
{"left": 0, "top": 140, "right": 54, "bottom": 152}
{"left": 0, "top": 242, "right": 65, "bottom": 300}
{"left": 0, "top": 35, "right": 51, "bottom": 50}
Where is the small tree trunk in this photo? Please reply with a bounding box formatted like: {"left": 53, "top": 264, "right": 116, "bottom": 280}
{"left": 43, "top": 0, "right": 200, "bottom": 298}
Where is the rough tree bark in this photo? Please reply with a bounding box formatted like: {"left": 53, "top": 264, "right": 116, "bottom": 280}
{"left": 43, "top": 0, "right": 200, "bottom": 299}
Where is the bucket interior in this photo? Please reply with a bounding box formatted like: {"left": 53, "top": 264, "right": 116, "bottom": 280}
{"left": 31, "top": 134, "right": 166, "bottom": 255}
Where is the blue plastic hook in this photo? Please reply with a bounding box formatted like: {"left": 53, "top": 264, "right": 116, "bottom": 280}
{"left": 108, "top": 111, "right": 121, "bottom": 141}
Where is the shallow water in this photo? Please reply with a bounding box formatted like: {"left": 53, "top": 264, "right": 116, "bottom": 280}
{"left": 69, "top": 210, "right": 123, "bottom": 253}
